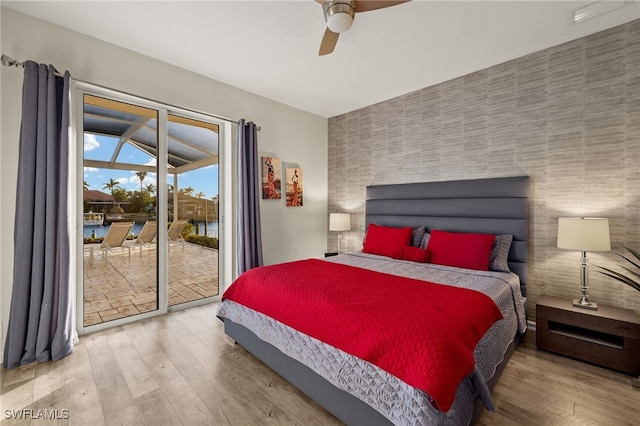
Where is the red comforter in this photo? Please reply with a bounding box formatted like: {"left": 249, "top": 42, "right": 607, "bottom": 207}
{"left": 222, "top": 259, "right": 503, "bottom": 412}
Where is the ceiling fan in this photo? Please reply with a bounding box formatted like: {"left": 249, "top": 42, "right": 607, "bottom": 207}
{"left": 316, "top": 0, "right": 410, "bottom": 56}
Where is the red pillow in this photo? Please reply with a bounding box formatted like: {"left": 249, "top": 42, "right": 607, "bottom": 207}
{"left": 363, "top": 224, "right": 413, "bottom": 258}
{"left": 399, "top": 246, "right": 430, "bottom": 263}
{"left": 426, "top": 230, "right": 496, "bottom": 271}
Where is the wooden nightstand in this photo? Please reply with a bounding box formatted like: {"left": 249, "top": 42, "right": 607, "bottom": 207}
{"left": 536, "top": 294, "right": 640, "bottom": 377}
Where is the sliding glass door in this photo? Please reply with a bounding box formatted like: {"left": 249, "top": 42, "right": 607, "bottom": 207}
{"left": 81, "top": 94, "right": 160, "bottom": 327}
{"left": 166, "top": 114, "right": 220, "bottom": 306}
{"left": 77, "top": 86, "right": 222, "bottom": 333}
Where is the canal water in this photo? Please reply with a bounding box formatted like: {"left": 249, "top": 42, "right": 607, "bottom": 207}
{"left": 83, "top": 221, "right": 219, "bottom": 238}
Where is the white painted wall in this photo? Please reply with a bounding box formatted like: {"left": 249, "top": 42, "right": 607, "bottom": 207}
{"left": 0, "top": 8, "right": 328, "bottom": 359}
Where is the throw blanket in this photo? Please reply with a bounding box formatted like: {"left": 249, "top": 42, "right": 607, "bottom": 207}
{"left": 222, "top": 259, "right": 503, "bottom": 412}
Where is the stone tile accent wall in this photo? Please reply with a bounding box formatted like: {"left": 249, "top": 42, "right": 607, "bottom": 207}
{"left": 328, "top": 20, "right": 640, "bottom": 319}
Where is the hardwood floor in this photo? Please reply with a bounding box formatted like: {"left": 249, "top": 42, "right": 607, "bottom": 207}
{"left": 2, "top": 303, "right": 638, "bottom": 425}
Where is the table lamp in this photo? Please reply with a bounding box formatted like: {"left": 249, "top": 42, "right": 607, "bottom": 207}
{"left": 557, "top": 217, "right": 611, "bottom": 310}
{"left": 329, "top": 213, "right": 351, "bottom": 253}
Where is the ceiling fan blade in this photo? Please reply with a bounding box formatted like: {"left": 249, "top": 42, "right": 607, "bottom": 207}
{"left": 355, "top": 0, "right": 409, "bottom": 13}
{"left": 319, "top": 28, "right": 339, "bottom": 56}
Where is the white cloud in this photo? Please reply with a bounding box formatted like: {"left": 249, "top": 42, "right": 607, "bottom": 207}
{"left": 128, "top": 172, "right": 157, "bottom": 187}
{"left": 84, "top": 166, "right": 98, "bottom": 172}
{"left": 116, "top": 177, "right": 129, "bottom": 185}
{"left": 84, "top": 134, "right": 100, "bottom": 151}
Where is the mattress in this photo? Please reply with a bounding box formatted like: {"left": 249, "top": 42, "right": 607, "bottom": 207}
{"left": 217, "top": 252, "right": 527, "bottom": 425}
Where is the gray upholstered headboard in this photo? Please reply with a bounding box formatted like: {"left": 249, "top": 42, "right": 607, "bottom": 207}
{"left": 365, "top": 176, "right": 530, "bottom": 296}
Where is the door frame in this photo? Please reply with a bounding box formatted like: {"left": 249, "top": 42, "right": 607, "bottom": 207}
{"left": 73, "top": 81, "right": 228, "bottom": 336}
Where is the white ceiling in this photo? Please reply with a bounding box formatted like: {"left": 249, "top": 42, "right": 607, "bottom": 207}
{"left": 3, "top": 1, "right": 639, "bottom": 118}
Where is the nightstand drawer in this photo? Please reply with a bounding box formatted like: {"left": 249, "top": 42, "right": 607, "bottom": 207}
{"left": 536, "top": 295, "right": 640, "bottom": 377}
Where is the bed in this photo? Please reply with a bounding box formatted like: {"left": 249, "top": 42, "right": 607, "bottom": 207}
{"left": 217, "top": 176, "right": 530, "bottom": 425}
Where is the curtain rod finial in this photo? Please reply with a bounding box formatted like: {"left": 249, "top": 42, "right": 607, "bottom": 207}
{"left": 1, "top": 54, "right": 25, "bottom": 68}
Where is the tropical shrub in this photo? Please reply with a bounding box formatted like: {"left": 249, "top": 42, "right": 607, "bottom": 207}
{"left": 185, "top": 234, "right": 218, "bottom": 249}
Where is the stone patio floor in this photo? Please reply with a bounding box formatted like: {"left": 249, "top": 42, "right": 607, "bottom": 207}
{"left": 83, "top": 242, "right": 219, "bottom": 326}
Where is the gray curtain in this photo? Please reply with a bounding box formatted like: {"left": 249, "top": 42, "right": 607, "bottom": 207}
{"left": 236, "top": 119, "right": 263, "bottom": 274}
{"left": 3, "top": 61, "right": 73, "bottom": 369}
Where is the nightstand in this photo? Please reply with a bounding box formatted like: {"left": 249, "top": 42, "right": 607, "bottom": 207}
{"left": 536, "top": 294, "right": 640, "bottom": 377}
{"left": 324, "top": 252, "right": 339, "bottom": 257}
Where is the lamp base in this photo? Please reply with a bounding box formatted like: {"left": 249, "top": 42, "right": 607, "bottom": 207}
{"left": 573, "top": 299, "right": 598, "bottom": 311}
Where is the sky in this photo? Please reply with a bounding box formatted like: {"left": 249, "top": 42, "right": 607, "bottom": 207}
{"left": 84, "top": 134, "right": 219, "bottom": 199}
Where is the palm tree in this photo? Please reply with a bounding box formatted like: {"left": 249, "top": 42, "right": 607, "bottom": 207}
{"left": 183, "top": 186, "right": 194, "bottom": 197}
{"left": 103, "top": 178, "right": 120, "bottom": 197}
{"left": 145, "top": 183, "right": 156, "bottom": 195}
{"left": 135, "top": 171, "right": 148, "bottom": 192}
{"left": 103, "top": 178, "right": 122, "bottom": 211}
{"left": 83, "top": 180, "right": 90, "bottom": 190}
{"left": 195, "top": 192, "right": 205, "bottom": 198}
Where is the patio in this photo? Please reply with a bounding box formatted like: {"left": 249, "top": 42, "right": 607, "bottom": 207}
{"left": 83, "top": 242, "right": 219, "bottom": 326}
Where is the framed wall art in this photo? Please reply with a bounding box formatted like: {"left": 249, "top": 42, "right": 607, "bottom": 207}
{"left": 286, "top": 167, "right": 303, "bottom": 207}
{"left": 261, "top": 156, "right": 281, "bottom": 199}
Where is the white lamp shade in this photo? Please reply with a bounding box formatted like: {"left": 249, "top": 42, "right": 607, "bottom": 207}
{"left": 557, "top": 217, "right": 611, "bottom": 252}
{"left": 329, "top": 213, "right": 351, "bottom": 232}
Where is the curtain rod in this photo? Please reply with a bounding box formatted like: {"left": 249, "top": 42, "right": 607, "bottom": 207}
{"left": 1, "top": 54, "right": 25, "bottom": 68}
{"left": 1, "top": 54, "right": 261, "bottom": 131}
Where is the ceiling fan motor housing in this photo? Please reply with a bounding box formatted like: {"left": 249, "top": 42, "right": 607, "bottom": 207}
{"left": 323, "top": 1, "right": 356, "bottom": 33}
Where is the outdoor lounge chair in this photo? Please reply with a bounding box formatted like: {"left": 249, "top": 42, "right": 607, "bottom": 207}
{"left": 132, "top": 220, "right": 157, "bottom": 256}
{"left": 85, "top": 222, "right": 134, "bottom": 263}
{"left": 168, "top": 219, "right": 187, "bottom": 251}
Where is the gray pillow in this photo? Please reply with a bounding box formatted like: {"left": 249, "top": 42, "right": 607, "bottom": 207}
{"left": 489, "top": 234, "right": 513, "bottom": 272}
{"left": 411, "top": 226, "right": 426, "bottom": 247}
{"left": 420, "top": 232, "right": 431, "bottom": 249}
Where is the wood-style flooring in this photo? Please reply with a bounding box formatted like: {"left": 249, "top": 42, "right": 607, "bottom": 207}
{"left": 1, "top": 303, "right": 639, "bottom": 425}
